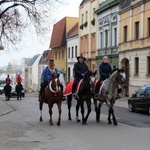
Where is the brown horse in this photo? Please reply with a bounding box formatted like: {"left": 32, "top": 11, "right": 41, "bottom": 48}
{"left": 39, "top": 73, "right": 63, "bottom": 126}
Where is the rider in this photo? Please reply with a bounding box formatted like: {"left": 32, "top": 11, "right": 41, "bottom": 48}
{"left": 72, "top": 54, "right": 89, "bottom": 99}
{"left": 16, "top": 74, "right": 22, "bottom": 85}
{"left": 38, "top": 59, "right": 65, "bottom": 102}
{"left": 95, "top": 56, "right": 112, "bottom": 97}
{"left": 5, "top": 75, "right": 11, "bottom": 84}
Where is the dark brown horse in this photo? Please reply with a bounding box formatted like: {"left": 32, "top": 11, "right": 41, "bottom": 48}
{"left": 39, "top": 73, "right": 63, "bottom": 126}
{"left": 64, "top": 70, "right": 97, "bottom": 125}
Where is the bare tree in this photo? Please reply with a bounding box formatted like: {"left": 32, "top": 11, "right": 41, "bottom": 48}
{"left": 0, "top": 0, "right": 66, "bottom": 49}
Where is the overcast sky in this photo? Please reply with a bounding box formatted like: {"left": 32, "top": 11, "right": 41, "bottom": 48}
{"left": 0, "top": 0, "right": 81, "bottom": 67}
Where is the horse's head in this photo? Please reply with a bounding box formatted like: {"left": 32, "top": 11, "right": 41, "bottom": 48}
{"left": 111, "top": 68, "right": 126, "bottom": 85}
{"left": 83, "top": 70, "right": 97, "bottom": 94}
{"left": 51, "top": 73, "right": 61, "bottom": 92}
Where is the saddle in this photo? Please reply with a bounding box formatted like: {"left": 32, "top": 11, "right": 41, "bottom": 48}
{"left": 63, "top": 80, "right": 82, "bottom": 96}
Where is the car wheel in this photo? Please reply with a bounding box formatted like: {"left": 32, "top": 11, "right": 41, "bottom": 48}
{"left": 148, "top": 105, "right": 150, "bottom": 115}
{"left": 128, "top": 102, "right": 134, "bottom": 112}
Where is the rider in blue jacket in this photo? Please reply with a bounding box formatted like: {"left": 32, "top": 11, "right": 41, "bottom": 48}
{"left": 38, "top": 59, "right": 65, "bottom": 101}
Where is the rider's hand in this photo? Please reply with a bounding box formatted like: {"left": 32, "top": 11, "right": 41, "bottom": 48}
{"left": 81, "top": 73, "right": 85, "bottom": 77}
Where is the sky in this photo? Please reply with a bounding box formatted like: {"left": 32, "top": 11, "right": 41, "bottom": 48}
{"left": 0, "top": 0, "right": 81, "bottom": 67}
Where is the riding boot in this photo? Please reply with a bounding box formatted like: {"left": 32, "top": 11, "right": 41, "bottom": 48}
{"left": 60, "top": 84, "right": 66, "bottom": 101}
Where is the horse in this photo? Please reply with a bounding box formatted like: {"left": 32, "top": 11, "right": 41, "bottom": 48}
{"left": 64, "top": 70, "right": 97, "bottom": 125}
{"left": 39, "top": 73, "right": 63, "bottom": 126}
{"left": 4, "top": 83, "right": 12, "bottom": 101}
{"left": 15, "top": 83, "right": 23, "bottom": 100}
{"left": 93, "top": 68, "right": 126, "bottom": 125}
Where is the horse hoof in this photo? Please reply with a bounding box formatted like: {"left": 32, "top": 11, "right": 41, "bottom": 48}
{"left": 68, "top": 118, "right": 72, "bottom": 121}
{"left": 57, "top": 122, "right": 61, "bottom": 126}
{"left": 77, "top": 119, "right": 81, "bottom": 122}
{"left": 50, "top": 122, "right": 53, "bottom": 126}
{"left": 39, "top": 117, "right": 43, "bottom": 122}
{"left": 114, "top": 122, "right": 118, "bottom": 126}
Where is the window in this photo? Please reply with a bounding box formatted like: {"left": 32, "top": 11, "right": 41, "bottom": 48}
{"left": 68, "top": 67, "right": 70, "bottom": 81}
{"left": 135, "top": 21, "right": 139, "bottom": 40}
{"left": 55, "top": 52, "right": 57, "bottom": 60}
{"left": 93, "top": 8, "right": 95, "bottom": 19}
{"left": 59, "top": 51, "right": 60, "bottom": 59}
{"left": 72, "top": 47, "right": 74, "bottom": 58}
{"left": 147, "top": 56, "right": 150, "bottom": 75}
{"left": 105, "top": 30, "right": 108, "bottom": 48}
{"left": 82, "top": 14, "right": 84, "bottom": 24}
{"left": 114, "top": 28, "right": 117, "bottom": 46}
{"left": 86, "top": 11, "right": 88, "bottom": 22}
{"left": 100, "top": 32, "right": 103, "bottom": 48}
{"left": 62, "top": 50, "right": 64, "bottom": 59}
{"left": 135, "top": 57, "right": 139, "bottom": 75}
{"left": 148, "top": 18, "right": 150, "bottom": 37}
{"left": 75, "top": 46, "right": 77, "bottom": 58}
{"left": 68, "top": 47, "right": 70, "bottom": 58}
{"left": 124, "top": 26, "right": 127, "bottom": 42}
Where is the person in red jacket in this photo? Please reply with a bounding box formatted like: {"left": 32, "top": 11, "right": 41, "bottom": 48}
{"left": 5, "top": 75, "right": 11, "bottom": 84}
{"left": 16, "top": 74, "right": 22, "bottom": 84}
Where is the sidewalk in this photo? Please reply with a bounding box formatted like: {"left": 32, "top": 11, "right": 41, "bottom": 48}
{"left": 0, "top": 98, "right": 13, "bottom": 116}
{"left": 0, "top": 95, "right": 128, "bottom": 116}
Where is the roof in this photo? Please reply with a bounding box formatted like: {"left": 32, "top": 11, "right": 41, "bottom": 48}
{"left": 39, "top": 50, "right": 50, "bottom": 64}
{"left": 67, "top": 23, "right": 78, "bottom": 38}
{"left": 80, "top": 0, "right": 89, "bottom": 6}
{"left": 49, "top": 17, "right": 66, "bottom": 48}
{"left": 28, "top": 54, "right": 40, "bottom": 66}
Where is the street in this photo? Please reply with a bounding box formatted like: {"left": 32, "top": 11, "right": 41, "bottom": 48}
{"left": 0, "top": 94, "right": 150, "bottom": 150}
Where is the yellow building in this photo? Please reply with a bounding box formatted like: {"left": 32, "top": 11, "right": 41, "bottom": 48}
{"left": 119, "top": 0, "right": 150, "bottom": 95}
{"left": 79, "top": 0, "right": 99, "bottom": 71}
{"left": 49, "top": 17, "right": 78, "bottom": 81}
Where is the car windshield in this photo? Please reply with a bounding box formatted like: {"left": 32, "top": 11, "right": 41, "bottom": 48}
{"left": 136, "top": 86, "right": 147, "bottom": 96}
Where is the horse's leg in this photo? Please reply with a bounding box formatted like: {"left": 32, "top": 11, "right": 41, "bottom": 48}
{"left": 80, "top": 102, "right": 86, "bottom": 125}
{"left": 84, "top": 100, "right": 91, "bottom": 124}
{"left": 39, "top": 101, "right": 43, "bottom": 122}
{"left": 49, "top": 103, "right": 53, "bottom": 125}
{"left": 94, "top": 99, "right": 101, "bottom": 122}
{"left": 108, "top": 107, "right": 112, "bottom": 125}
{"left": 111, "top": 107, "right": 118, "bottom": 125}
{"left": 67, "top": 95, "right": 72, "bottom": 120}
{"left": 76, "top": 100, "right": 80, "bottom": 122}
{"left": 56, "top": 102, "right": 62, "bottom": 126}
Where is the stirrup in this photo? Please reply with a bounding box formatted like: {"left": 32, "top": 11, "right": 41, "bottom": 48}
{"left": 72, "top": 93, "right": 79, "bottom": 99}
{"left": 62, "top": 96, "right": 66, "bottom": 101}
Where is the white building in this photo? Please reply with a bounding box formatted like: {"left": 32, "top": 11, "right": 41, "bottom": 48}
{"left": 66, "top": 23, "right": 79, "bottom": 82}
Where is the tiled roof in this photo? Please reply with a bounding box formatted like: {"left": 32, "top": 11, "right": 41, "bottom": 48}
{"left": 49, "top": 17, "right": 66, "bottom": 48}
{"left": 67, "top": 23, "right": 78, "bottom": 39}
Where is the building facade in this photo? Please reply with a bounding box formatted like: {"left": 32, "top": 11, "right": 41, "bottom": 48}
{"left": 79, "top": 0, "right": 99, "bottom": 71}
{"left": 66, "top": 23, "right": 79, "bottom": 82}
{"left": 119, "top": 0, "right": 150, "bottom": 95}
{"left": 96, "top": 0, "right": 120, "bottom": 73}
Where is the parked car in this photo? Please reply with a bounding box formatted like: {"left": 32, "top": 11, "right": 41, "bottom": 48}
{"left": 128, "top": 84, "right": 150, "bottom": 115}
{"left": 0, "top": 83, "right": 5, "bottom": 95}
{"left": 10, "top": 85, "right": 25, "bottom": 98}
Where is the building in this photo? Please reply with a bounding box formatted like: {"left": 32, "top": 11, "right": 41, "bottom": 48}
{"left": 49, "top": 17, "right": 79, "bottom": 82}
{"left": 96, "top": 0, "right": 120, "bottom": 73}
{"left": 119, "top": 0, "right": 150, "bottom": 95}
{"left": 66, "top": 23, "right": 79, "bottom": 82}
{"left": 28, "top": 54, "right": 42, "bottom": 92}
{"left": 79, "top": 0, "right": 99, "bottom": 71}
